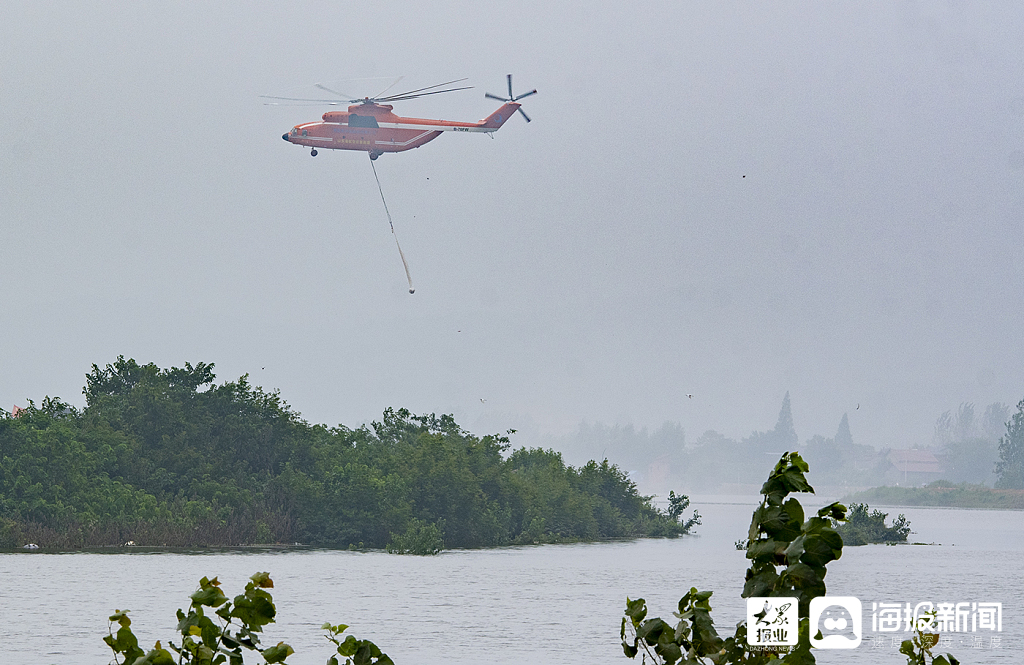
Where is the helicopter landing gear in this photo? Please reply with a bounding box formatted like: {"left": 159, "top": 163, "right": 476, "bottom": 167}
{"left": 369, "top": 150, "right": 382, "bottom": 161}
{"left": 310, "top": 148, "right": 318, "bottom": 157}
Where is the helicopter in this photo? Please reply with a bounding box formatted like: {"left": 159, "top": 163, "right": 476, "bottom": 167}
{"left": 264, "top": 75, "right": 536, "bottom": 159}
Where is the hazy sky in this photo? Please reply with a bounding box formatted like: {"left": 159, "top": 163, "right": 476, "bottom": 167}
{"left": 2, "top": 2, "right": 1023, "bottom": 451}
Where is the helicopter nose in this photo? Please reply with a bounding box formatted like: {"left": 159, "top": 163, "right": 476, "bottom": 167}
{"left": 282, "top": 133, "right": 290, "bottom": 142}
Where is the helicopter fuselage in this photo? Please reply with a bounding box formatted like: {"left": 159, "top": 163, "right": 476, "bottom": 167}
{"left": 282, "top": 101, "right": 521, "bottom": 158}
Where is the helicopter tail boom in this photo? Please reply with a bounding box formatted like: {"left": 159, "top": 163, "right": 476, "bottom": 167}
{"left": 480, "top": 102, "right": 521, "bottom": 130}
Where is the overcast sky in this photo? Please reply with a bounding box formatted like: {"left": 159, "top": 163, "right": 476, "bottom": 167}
{"left": 2, "top": 1, "right": 1022, "bottom": 451}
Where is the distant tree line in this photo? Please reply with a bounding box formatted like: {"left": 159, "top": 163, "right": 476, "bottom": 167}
{"left": 0, "top": 357, "right": 695, "bottom": 549}
{"left": 548, "top": 393, "right": 1024, "bottom": 494}
{"left": 549, "top": 393, "right": 884, "bottom": 492}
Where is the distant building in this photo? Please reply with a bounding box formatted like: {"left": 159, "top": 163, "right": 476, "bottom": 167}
{"left": 11, "top": 405, "right": 26, "bottom": 418}
{"left": 886, "top": 449, "right": 944, "bottom": 486}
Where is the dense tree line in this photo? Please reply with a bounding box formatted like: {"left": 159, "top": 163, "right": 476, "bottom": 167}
{"left": 0, "top": 358, "right": 692, "bottom": 549}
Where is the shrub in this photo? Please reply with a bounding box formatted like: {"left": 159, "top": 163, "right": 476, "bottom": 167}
{"left": 386, "top": 518, "right": 445, "bottom": 555}
{"left": 836, "top": 503, "right": 911, "bottom": 546}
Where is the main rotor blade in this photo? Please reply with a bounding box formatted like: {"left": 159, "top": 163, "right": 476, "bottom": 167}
{"left": 485, "top": 92, "right": 508, "bottom": 101}
{"left": 507, "top": 74, "right": 513, "bottom": 99}
{"left": 380, "top": 86, "right": 473, "bottom": 103}
{"left": 314, "top": 83, "right": 357, "bottom": 101}
{"left": 513, "top": 89, "right": 537, "bottom": 101}
{"left": 377, "top": 78, "right": 469, "bottom": 101}
{"left": 259, "top": 95, "right": 347, "bottom": 103}
{"left": 262, "top": 101, "right": 345, "bottom": 106}
{"left": 372, "top": 76, "right": 405, "bottom": 98}
{"left": 517, "top": 107, "right": 531, "bottom": 123}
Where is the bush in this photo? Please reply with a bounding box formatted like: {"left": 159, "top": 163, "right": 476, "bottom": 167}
{"left": 836, "top": 503, "right": 911, "bottom": 546}
{"left": 386, "top": 519, "right": 445, "bottom": 555}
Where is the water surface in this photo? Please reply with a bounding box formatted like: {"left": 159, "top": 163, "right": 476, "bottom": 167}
{"left": 1, "top": 498, "right": 1019, "bottom": 664}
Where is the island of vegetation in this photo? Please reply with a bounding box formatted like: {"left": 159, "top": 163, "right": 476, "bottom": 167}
{"left": 0, "top": 357, "right": 698, "bottom": 551}
{"left": 843, "top": 480, "right": 1024, "bottom": 510}
{"left": 833, "top": 502, "right": 911, "bottom": 546}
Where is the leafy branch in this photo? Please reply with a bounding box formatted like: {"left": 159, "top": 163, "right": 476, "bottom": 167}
{"left": 322, "top": 623, "right": 394, "bottom": 665}
{"left": 899, "top": 610, "right": 960, "bottom": 665}
{"left": 105, "top": 573, "right": 389, "bottom": 665}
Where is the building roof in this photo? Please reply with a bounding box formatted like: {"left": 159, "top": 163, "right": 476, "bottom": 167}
{"left": 888, "top": 449, "right": 943, "bottom": 474}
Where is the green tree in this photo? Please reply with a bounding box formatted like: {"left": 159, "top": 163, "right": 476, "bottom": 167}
{"left": 995, "top": 398, "right": 1024, "bottom": 489}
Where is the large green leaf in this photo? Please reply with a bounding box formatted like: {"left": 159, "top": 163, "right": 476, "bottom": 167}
{"left": 747, "top": 538, "right": 784, "bottom": 563}
{"left": 262, "top": 642, "right": 294, "bottom": 663}
{"left": 230, "top": 590, "right": 276, "bottom": 630}
{"left": 741, "top": 568, "right": 779, "bottom": 598}
{"left": 637, "top": 617, "right": 671, "bottom": 645}
{"left": 624, "top": 597, "right": 647, "bottom": 623}
{"left": 782, "top": 562, "right": 821, "bottom": 588}
{"left": 190, "top": 586, "right": 227, "bottom": 608}
{"left": 655, "top": 639, "right": 682, "bottom": 664}
{"left": 336, "top": 634, "right": 359, "bottom": 657}
{"left": 249, "top": 572, "right": 274, "bottom": 588}
{"left": 799, "top": 534, "right": 838, "bottom": 567}
{"left": 133, "top": 642, "right": 175, "bottom": 665}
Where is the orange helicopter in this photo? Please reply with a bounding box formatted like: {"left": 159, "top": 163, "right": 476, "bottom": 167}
{"left": 263, "top": 75, "right": 536, "bottom": 159}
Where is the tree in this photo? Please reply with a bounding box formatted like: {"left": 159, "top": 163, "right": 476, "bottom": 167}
{"left": 834, "top": 413, "right": 853, "bottom": 449}
{"left": 953, "top": 403, "right": 976, "bottom": 442}
{"left": 773, "top": 392, "right": 798, "bottom": 450}
{"left": 983, "top": 403, "right": 1010, "bottom": 441}
{"left": 995, "top": 398, "right": 1024, "bottom": 489}
{"left": 744, "top": 393, "right": 798, "bottom": 456}
{"left": 935, "top": 402, "right": 1005, "bottom": 485}
{"left": 933, "top": 410, "right": 954, "bottom": 447}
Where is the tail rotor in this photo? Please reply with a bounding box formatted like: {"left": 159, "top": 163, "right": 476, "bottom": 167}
{"left": 485, "top": 74, "right": 537, "bottom": 122}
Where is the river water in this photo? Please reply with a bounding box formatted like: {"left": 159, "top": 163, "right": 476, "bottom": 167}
{"left": 1, "top": 497, "right": 1020, "bottom": 664}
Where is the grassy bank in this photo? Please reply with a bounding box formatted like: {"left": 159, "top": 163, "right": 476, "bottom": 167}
{"left": 843, "top": 481, "right": 1024, "bottom": 510}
